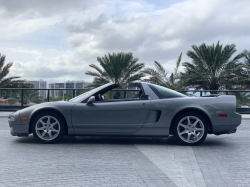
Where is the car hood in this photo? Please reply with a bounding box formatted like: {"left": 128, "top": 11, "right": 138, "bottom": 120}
{"left": 18, "top": 101, "right": 75, "bottom": 113}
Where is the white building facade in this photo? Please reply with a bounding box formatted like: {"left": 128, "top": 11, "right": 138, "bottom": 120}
{"left": 49, "top": 81, "right": 91, "bottom": 98}
{"left": 25, "top": 79, "right": 47, "bottom": 99}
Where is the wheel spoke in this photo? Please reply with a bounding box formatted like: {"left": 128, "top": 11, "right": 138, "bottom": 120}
{"left": 193, "top": 133, "right": 198, "bottom": 139}
{"left": 179, "top": 124, "right": 187, "bottom": 128}
{"left": 51, "top": 128, "right": 59, "bottom": 133}
{"left": 51, "top": 122, "right": 58, "bottom": 127}
{"left": 36, "top": 127, "right": 44, "bottom": 131}
{"left": 186, "top": 133, "right": 191, "bottom": 141}
{"left": 39, "top": 120, "right": 46, "bottom": 126}
{"left": 187, "top": 117, "right": 191, "bottom": 125}
{"left": 195, "top": 127, "right": 203, "bottom": 131}
{"left": 192, "top": 119, "right": 200, "bottom": 127}
{"left": 48, "top": 131, "right": 52, "bottom": 139}
{"left": 41, "top": 131, "right": 46, "bottom": 137}
{"left": 180, "top": 130, "right": 187, "bottom": 135}
{"left": 47, "top": 117, "right": 50, "bottom": 124}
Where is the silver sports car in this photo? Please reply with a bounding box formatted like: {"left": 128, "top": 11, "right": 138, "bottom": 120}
{"left": 9, "top": 82, "right": 241, "bottom": 145}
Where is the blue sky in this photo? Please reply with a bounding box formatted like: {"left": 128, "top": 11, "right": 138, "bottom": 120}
{"left": 0, "top": 0, "right": 250, "bottom": 84}
{"left": 144, "top": 0, "right": 186, "bottom": 8}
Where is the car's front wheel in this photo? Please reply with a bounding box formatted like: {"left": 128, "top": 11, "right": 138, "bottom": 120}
{"left": 32, "top": 112, "right": 66, "bottom": 143}
{"left": 173, "top": 113, "right": 208, "bottom": 146}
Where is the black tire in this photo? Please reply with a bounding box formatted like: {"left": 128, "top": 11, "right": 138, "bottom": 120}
{"left": 173, "top": 113, "right": 208, "bottom": 146}
{"left": 32, "top": 112, "right": 66, "bottom": 144}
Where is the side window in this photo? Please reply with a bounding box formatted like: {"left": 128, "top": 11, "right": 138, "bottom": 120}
{"left": 103, "top": 90, "right": 140, "bottom": 100}
{"left": 148, "top": 84, "right": 185, "bottom": 99}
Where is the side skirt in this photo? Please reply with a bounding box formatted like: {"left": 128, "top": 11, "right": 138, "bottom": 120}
{"left": 67, "top": 127, "right": 169, "bottom": 137}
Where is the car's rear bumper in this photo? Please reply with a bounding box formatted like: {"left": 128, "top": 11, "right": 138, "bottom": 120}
{"left": 213, "top": 112, "right": 241, "bottom": 135}
{"left": 9, "top": 124, "right": 29, "bottom": 137}
{"left": 231, "top": 112, "right": 242, "bottom": 127}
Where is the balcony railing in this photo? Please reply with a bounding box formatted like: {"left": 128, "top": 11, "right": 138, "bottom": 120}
{"left": 0, "top": 88, "right": 250, "bottom": 113}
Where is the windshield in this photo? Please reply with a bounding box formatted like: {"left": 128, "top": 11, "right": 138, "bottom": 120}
{"left": 148, "top": 84, "right": 186, "bottom": 99}
{"left": 69, "top": 83, "right": 112, "bottom": 103}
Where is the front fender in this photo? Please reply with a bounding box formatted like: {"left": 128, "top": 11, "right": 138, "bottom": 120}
{"left": 18, "top": 102, "right": 75, "bottom": 133}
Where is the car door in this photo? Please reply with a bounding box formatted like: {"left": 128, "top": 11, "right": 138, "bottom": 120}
{"left": 71, "top": 100, "right": 151, "bottom": 133}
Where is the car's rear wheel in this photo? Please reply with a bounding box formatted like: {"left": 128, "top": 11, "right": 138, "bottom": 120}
{"left": 173, "top": 113, "right": 208, "bottom": 146}
{"left": 32, "top": 112, "right": 66, "bottom": 143}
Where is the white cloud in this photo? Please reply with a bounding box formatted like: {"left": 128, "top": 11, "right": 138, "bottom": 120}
{"left": 0, "top": 0, "right": 250, "bottom": 84}
{"left": 7, "top": 48, "right": 42, "bottom": 56}
{"left": 6, "top": 18, "right": 57, "bottom": 38}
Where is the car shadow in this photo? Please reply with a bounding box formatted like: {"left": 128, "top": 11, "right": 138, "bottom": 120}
{"left": 13, "top": 134, "right": 231, "bottom": 147}
{"left": 14, "top": 135, "right": 177, "bottom": 145}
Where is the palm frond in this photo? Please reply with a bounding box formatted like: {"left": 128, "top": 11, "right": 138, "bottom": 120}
{"left": 0, "top": 54, "right": 24, "bottom": 88}
{"left": 174, "top": 53, "right": 182, "bottom": 75}
{"left": 181, "top": 41, "right": 244, "bottom": 90}
{"left": 85, "top": 52, "right": 144, "bottom": 88}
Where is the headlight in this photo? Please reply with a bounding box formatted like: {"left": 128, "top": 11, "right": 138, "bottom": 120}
{"left": 8, "top": 116, "right": 15, "bottom": 121}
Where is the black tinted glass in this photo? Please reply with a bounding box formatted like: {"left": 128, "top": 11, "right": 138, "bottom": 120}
{"left": 149, "top": 84, "right": 185, "bottom": 98}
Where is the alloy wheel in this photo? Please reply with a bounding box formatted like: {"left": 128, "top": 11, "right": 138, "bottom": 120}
{"left": 35, "top": 115, "right": 61, "bottom": 141}
{"left": 177, "top": 116, "right": 205, "bottom": 143}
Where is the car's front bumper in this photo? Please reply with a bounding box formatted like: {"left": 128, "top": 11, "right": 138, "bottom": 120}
{"left": 10, "top": 124, "right": 29, "bottom": 137}
{"left": 8, "top": 111, "right": 29, "bottom": 137}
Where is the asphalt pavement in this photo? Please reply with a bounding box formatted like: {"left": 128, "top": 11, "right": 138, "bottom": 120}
{"left": 0, "top": 114, "right": 250, "bottom": 186}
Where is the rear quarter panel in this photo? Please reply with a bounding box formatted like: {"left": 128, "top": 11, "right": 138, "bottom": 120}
{"left": 171, "top": 95, "right": 236, "bottom": 128}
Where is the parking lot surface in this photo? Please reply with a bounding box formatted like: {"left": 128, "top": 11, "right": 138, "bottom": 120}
{"left": 0, "top": 118, "right": 250, "bottom": 187}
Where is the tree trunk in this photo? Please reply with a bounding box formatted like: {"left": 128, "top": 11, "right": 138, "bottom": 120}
{"left": 209, "top": 85, "right": 219, "bottom": 94}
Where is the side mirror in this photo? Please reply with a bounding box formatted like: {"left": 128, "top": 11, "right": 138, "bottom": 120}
{"left": 140, "top": 93, "right": 149, "bottom": 100}
{"left": 86, "top": 96, "right": 95, "bottom": 106}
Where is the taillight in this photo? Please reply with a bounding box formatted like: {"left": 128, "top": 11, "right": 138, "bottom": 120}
{"left": 219, "top": 114, "right": 227, "bottom": 117}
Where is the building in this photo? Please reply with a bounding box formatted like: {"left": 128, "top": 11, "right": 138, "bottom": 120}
{"left": 48, "top": 83, "right": 65, "bottom": 98}
{"left": 49, "top": 81, "right": 91, "bottom": 98}
{"left": 65, "top": 80, "right": 91, "bottom": 95}
{"left": 25, "top": 79, "right": 47, "bottom": 99}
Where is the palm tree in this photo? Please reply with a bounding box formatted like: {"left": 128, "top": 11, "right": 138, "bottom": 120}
{"left": 0, "top": 53, "right": 31, "bottom": 101}
{"left": 180, "top": 41, "right": 246, "bottom": 93}
{"left": 242, "top": 50, "right": 250, "bottom": 65}
{"left": 0, "top": 53, "right": 25, "bottom": 88}
{"left": 142, "top": 53, "right": 184, "bottom": 90}
{"left": 240, "top": 50, "right": 250, "bottom": 88}
{"left": 230, "top": 92, "right": 250, "bottom": 107}
{"left": 20, "top": 83, "right": 43, "bottom": 105}
{"left": 85, "top": 52, "right": 145, "bottom": 88}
